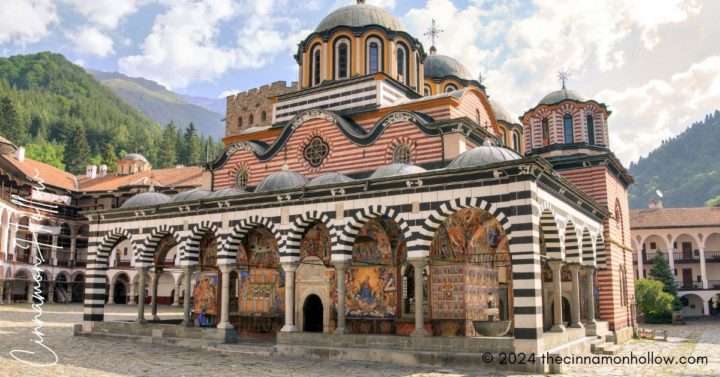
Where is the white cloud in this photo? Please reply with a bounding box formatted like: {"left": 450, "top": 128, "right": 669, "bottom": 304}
{"left": 597, "top": 55, "right": 720, "bottom": 164}
{"left": 0, "top": 0, "right": 58, "bottom": 45}
{"left": 118, "top": 0, "right": 305, "bottom": 89}
{"left": 218, "top": 89, "right": 239, "bottom": 98}
{"left": 67, "top": 26, "right": 115, "bottom": 57}
{"left": 63, "top": 0, "right": 140, "bottom": 29}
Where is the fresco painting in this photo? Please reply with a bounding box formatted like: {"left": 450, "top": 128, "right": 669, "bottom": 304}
{"left": 192, "top": 272, "right": 219, "bottom": 323}
{"left": 299, "top": 223, "right": 331, "bottom": 262}
{"left": 346, "top": 266, "right": 396, "bottom": 318}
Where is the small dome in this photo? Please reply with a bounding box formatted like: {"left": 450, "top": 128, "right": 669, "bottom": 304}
{"left": 172, "top": 189, "right": 211, "bottom": 202}
{"left": 306, "top": 172, "right": 355, "bottom": 187}
{"left": 489, "top": 99, "right": 519, "bottom": 125}
{"left": 538, "top": 89, "right": 584, "bottom": 106}
{"left": 255, "top": 169, "right": 307, "bottom": 193}
{"left": 369, "top": 163, "right": 426, "bottom": 179}
{"left": 122, "top": 153, "right": 149, "bottom": 163}
{"left": 446, "top": 146, "right": 521, "bottom": 169}
{"left": 121, "top": 192, "right": 171, "bottom": 209}
{"left": 424, "top": 54, "right": 472, "bottom": 81}
{"left": 316, "top": 3, "right": 404, "bottom": 33}
{"left": 208, "top": 187, "right": 246, "bottom": 199}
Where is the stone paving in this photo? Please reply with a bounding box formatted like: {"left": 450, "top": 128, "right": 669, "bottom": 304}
{"left": 0, "top": 304, "right": 718, "bottom": 377}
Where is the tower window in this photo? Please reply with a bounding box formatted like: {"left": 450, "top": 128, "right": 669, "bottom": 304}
{"left": 423, "top": 85, "right": 431, "bottom": 96}
{"left": 238, "top": 116, "right": 243, "bottom": 128}
{"left": 563, "top": 114, "right": 574, "bottom": 143}
{"left": 367, "top": 38, "right": 382, "bottom": 74}
{"left": 541, "top": 118, "right": 550, "bottom": 146}
{"left": 392, "top": 143, "right": 412, "bottom": 164}
{"left": 512, "top": 131, "right": 521, "bottom": 152}
{"left": 396, "top": 44, "right": 408, "bottom": 84}
{"left": 335, "top": 39, "right": 350, "bottom": 80}
{"left": 261, "top": 111, "right": 267, "bottom": 122}
{"left": 586, "top": 114, "right": 595, "bottom": 144}
{"left": 312, "top": 45, "right": 321, "bottom": 86}
{"left": 249, "top": 114, "right": 254, "bottom": 125}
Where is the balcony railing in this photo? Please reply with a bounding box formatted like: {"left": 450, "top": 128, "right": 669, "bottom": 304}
{"left": 679, "top": 281, "right": 703, "bottom": 290}
{"left": 708, "top": 280, "right": 720, "bottom": 289}
{"left": 706, "top": 251, "right": 720, "bottom": 261}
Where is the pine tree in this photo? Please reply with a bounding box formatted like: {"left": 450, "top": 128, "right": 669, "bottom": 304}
{"left": 648, "top": 254, "right": 678, "bottom": 296}
{"left": 157, "top": 122, "right": 178, "bottom": 168}
{"left": 101, "top": 143, "right": 118, "bottom": 172}
{"left": 64, "top": 124, "right": 90, "bottom": 174}
{"left": 0, "top": 96, "right": 27, "bottom": 144}
{"left": 183, "top": 122, "right": 202, "bottom": 165}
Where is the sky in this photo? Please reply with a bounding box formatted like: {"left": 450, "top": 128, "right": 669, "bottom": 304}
{"left": 0, "top": 0, "right": 718, "bottom": 165}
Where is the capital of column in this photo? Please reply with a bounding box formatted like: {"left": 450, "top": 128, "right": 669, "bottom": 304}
{"left": 408, "top": 257, "right": 428, "bottom": 269}
{"left": 332, "top": 260, "right": 349, "bottom": 270}
{"left": 281, "top": 262, "right": 298, "bottom": 273}
{"left": 218, "top": 264, "right": 232, "bottom": 274}
{"left": 567, "top": 263, "right": 582, "bottom": 272}
{"left": 548, "top": 259, "right": 564, "bottom": 271}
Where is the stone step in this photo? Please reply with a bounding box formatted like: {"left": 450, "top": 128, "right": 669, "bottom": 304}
{"left": 590, "top": 342, "right": 619, "bottom": 356}
{"left": 206, "top": 343, "right": 276, "bottom": 357}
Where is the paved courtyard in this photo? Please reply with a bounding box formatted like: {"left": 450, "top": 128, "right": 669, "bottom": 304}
{"left": 0, "top": 304, "right": 718, "bottom": 377}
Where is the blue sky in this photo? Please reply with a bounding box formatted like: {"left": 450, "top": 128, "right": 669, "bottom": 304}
{"left": 1, "top": 0, "right": 719, "bottom": 165}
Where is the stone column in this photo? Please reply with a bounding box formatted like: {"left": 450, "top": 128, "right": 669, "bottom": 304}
{"left": 410, "top": 258, "right": 428, "bottom": 336}
{"left": 568, "top": 264, "right": 583, "bottom": 328}
{"left": 583, "top": 267, "right": 597, "bottom": 326}
{"left": 280, "top": 263, "right": 298, "bottom": 332}
{"left": 548, "top": 260, "right": 565, "bottom": 332}
{"left": 69, "top": 236, "right": 77, "bottom": 267}
{"left": 334, "top": 261, "right": 348, "bottom": 335}
{"left": 136, "top": 267, "right": 147, "bottom": 323}
{"left": 699, "top": 248, "right": 708, "bottom": 289}
{"left": 636, "top": 247, "right": 644, "bottom": 279}
{"left": 26, "top": 281, "right": 33, "bottom": 303}
{"left": 150, "top": 268, "right": 161, "bottom": 321}
{"left": 8, "top": 225, "right": 17, "bottom": 261}
{"left": 107, "top": 280, "right": 115, "bottom": 305}
{"left": 182, "top": 266, "right": 193, "bottom": 327}
{"left": 128, "top": 278, "right": 136, "bottom": 305}
{"left": 667, "top": 247, "right": 676, "bottom": 280}
{"left": 0, "top": 281, "right": 5, "bottom": 304}
{"left": 172, "top": 279, "right": 181, "bottom": 307}
{"left": 48, "top": 282, "right": 55, "bottom": 304}
{"left": 217, "top": 265, "right": 234, "bottom": 330}
{"left": 51, "top": 235, "right": 58, "bottom": 266}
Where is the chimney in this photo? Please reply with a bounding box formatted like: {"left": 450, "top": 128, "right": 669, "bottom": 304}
{"left": 86, "top": 165, "right": 97, "bottom": 179}
{"left": 99, "top": 164, "right": 108, "bottom": 177}
{"left": 648, "top": 199, "right": 663, "bottom": 209}
{"left": 16, "top": 146, "right": 25, "bottom": 162}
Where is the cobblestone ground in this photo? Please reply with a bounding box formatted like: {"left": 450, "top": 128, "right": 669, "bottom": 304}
{"left": 0, "top": 304, "right": 718, "bottom": 377}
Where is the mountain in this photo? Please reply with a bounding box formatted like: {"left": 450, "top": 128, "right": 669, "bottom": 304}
{"left": 629, "top": 110, "right": 720, "bottom": 208}
{"left": 0, "top": 52, "right": 222, "bottom": 173}
{"left": 89, "top": 70, "right": 225, "bottom": 139}
{"left": 181, "top": 94, "right": 226, "bottom": 115}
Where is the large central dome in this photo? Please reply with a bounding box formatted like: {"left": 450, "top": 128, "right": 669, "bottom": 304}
{"left": 424, "top": 54, "right": 472, "bottom": 81}
{"left": 315, "top": 2, "right": 404, "bottom": 33}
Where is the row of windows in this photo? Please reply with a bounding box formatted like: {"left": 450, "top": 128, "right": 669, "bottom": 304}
{"left": 499, "top": 129, "right": 522, "bottom": 153}
{"left": 423, "top": 83, "right": 458, "bottom": 96}
{"left": 540, "top": 114, "right": 597, "bottom": 146}
{"left": 237, "top": 111, "right": 268, "bottom": 128}
{"left": 310, "top": 38, "right": 416, "bottom": 87}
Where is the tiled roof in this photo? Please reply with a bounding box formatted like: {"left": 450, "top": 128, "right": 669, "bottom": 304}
{"left": 630, "top": 207, "right": 720, "bottom": 228}
{"left": 4, "top": 155, "right": 78, "bottom": 191}
{"left": 78, "top": 166, "right": 210, "bottom": 192}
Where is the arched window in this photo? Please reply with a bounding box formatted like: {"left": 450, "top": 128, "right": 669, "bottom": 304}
{"left": 475, "top": 109, "right": 482, "bottom": 125}
{"left": 392, "top": 143, "right": 412, "bottom": 164}
{"left": 249, "top": 114, "right": 254, "bottom": 125}
{"left": 586, "top": 114, "right": 595, "bottom": 144}
{"left": 311, "top": 44, "right": 322, "bottom": 86}
{"left": 563, "top": 114, "right": 574, "bottom": 143}
{"left": 334, "top": 38, "right": 350, "bottom": 80}
{"left": 235, "top": 167, "right": 249, "bottom": 190}
{"left": 366, "top": 37, "right": 382, "bottom": 74}
{"left": 261, "top": 111, "right": 267, "bottom": 122}
{"left": 396, "top": 44, "right": 408, "bottom": 84}
{"left": 512, "top": 131, "right": 521, "bottom": 152}
{"left": 541, "top": 118, "right": 550, "bottom": 146}
{"left": 499, "top": 129, "right": 507, "bottom": 146}
{"left": 423, "top": 85, "right": 431, "bottom": 96}
{"left": 238, "top": 116, "right": 243, "bottom": 129}
{"left": 444, "top": 84, "right": 457, "bottom": 93}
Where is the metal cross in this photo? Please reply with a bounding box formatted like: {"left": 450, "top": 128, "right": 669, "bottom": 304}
{"left": 558, "top": 71, "right": 570, "bottom": 89}
{"left": 424, "top": 19, "right": 444, "bottom": 49}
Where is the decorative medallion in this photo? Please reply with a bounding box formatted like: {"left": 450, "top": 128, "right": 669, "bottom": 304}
{"left": 302, "top": 136, "right": 330, "bottom": 168}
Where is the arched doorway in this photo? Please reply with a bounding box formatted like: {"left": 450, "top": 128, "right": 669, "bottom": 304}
{"left": 71, "top": 273, "right": 85, "bottom": 303}
{"left": 303, "top": 294, "right": 323, "bottom": 332}
{"left": 113, "top": 275, "right": 128, "bottom": 304}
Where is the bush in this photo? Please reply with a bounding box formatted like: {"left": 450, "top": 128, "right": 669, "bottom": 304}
{"left": 636, "top": 279, "right": 674, "bottom": 323}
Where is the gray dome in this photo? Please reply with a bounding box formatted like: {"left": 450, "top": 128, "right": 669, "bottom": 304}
{"left": 172, "top": 189, "right": 211, "bottom": 202}
{"left": 121, "top": 192, "right": 171, "bottom": 208}
{"left": 316, "top": 3, "right": 404, "bottom": 33}
{"left": 208, "top": 187, "right": 246, "bottom": 199}
{"left": 539, "top": 89, "right": 584, "bottom": 106}
{"left": 307, "top": 172, "right": 355, "bottom": 187}
{"left": 424, "top": 54, "right": 472, "bottom": 80}
{"left": 447, "top": 146, "right": 521, "bottom": 169}
{"left": 369, "top": 163, "right": 426, "bottom": 179}
{"left": 489, "top": 99, "right": 519, "bottom": 125}
{"left": 255, "top": 170, "right": 307, "bottom": 193}
{"left": 122, "top": 153, "right": 149, "bottom": 163}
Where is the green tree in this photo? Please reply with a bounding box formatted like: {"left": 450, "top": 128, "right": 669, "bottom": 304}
{"left": 64, "top": 124, "right": 90, "bottom": 174}
{"left": 101, "top": 143, "right": 118, "bottom": 172}
{"left": 0, "top": 96, "right": 27, "bottom": 144}
{"left": 182, "top": 122, "right": 202, "bottom": 165}
{"left": 706, "top": 195, "right": 720, "bottom": 207}
{"left": 157, "top": 122, "right": 178, "bottom": 168}
{"left": 635, "top": 279, "right": 674, "bottom": 323}
{"left": 648, "top": 253, "right": 678, "bottom": 296}
{"left": 25, "top": 138, "right": 65, "bottom": 170}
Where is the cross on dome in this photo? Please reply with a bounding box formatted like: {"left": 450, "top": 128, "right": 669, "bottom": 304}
{"left": 424, "top": 19, "right": 444, "bottom": 54}
{"left": 558, "top": 71, "right": 570, "bottom": 90}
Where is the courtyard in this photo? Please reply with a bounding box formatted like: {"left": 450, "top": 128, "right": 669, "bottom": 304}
{"left": 0, "top": 304, "right": 718, "bottom": 377}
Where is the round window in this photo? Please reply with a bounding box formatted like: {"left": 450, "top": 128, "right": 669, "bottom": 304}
{"left": 303, "top": 136, "right": 329, "bottom": 167}
{"left": 392, "top": 143, "right": 412, "bottom": 164}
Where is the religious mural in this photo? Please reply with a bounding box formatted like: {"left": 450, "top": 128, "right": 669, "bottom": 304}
{"left": 192, "top": 272, "right": 219, "bottom": 326}
{"left": 237, "top": 269, "right": 284, "bottom": 315}
{"left": 299, "top": 223, "right": 331, "bottom": 263}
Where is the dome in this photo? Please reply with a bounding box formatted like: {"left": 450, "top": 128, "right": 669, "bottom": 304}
{"left": 369, "top": 163, "right": 426, "bottom": 179}
{"left": 315, "top": 3, "right": 404, "bottom": 33}
{"left": 255, "top": 169, "right": 307, "bottom": 193}
{"left": 172, "top": 189, "right": 211, "bottom": 202}
{"left": 122, "top": 153, "right": 149, "bottom": 163}
{"left": 207, "top": 187, "right": 246, "bottom": 199}
{"left": 446, "top": 146, "right": 521, "bottom": 169}
{"left": 489, "top": 99, "right": 520, "bottom": 125}
{"left": 424, "top": 54, "right": 472, "bottom": 81}
{"left": 121, "top": 192, "right": 171, "bottom": 209}
{"left": 538, "top": 89, "right": 584, "bottom": 106}
{"left": 306, "top": 172, "right": 355, "bottom": 187}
